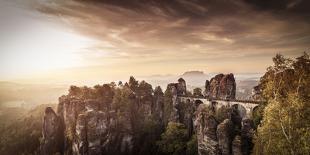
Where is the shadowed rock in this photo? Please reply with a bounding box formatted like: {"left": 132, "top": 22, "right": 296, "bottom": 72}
{"left": 232, "top": 135, "right": 242, "bottom": 155}
{"left": 40, "top": 107, "right": 64, "bottom": 155}
{"left": 241, "top": 118, "right": 254, "bottom": 155}
{"left": 195, "top": 104, "right": 219, "bottom": 155}
{"left": 217, "top": 119, "right": 234, "bottom": 155}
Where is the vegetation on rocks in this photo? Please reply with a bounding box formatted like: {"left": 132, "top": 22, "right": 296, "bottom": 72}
{"left": 253, "top": 53, "right": 310, "bottom": 155}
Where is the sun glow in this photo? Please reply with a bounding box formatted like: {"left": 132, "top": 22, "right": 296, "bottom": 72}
{"left": 0, "top": 25, "right": 95, "bottom": 78}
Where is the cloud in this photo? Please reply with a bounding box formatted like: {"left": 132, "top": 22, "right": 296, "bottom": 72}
{"left": 19, "top": 0, "right": 310, "bottom": 71}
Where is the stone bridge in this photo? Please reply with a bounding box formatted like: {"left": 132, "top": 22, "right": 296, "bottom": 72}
{"left": 178, "top": 96, "right": 262, "bottom": 118}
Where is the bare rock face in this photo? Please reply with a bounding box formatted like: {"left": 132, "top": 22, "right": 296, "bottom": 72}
{"left": 217, "top": 119, "right": 234, "bottom": 155}
{"left": 207, "top": 73, "right": 236, "bottom": 100}
{"left": 205, "top": 80, "right": 210, "bottom": 97}
{"left": 232, "top": 135, "right": 242, "bottom": 155}
{"left": 40, "top": 107, "right": 64, "bottom": 155}
{"left": 167, "top": 78, "right": 187, "bottom": 96}
{"left": 153, "top": 86, "right": 164, "bottom": 124}
{"left": 71, "top": 99, "right": 133, "bottom": 155}
{"left": 166, "top": 78, "right": 188, "bottom": 123}
{"left": 195, "top": 104, "right": 219, "bottom": 155}
{"left": 74, "top": 113, "right": 87, "bottom": 155}
{"left": 219, "top": 74, "right": 236, "bottom": 99}
{"left": 177, "top": 78, "right": 187, "bottom": 95}
{"left": 63, "top": 97, "right": 86, "bottom": 154}
{"left": 209, "top": 74, "right": 224, "bottom": 99}
{"left": 194, "top": 104, "right": 255, "bottom": 155}
{"left": 241, "top": 119, "right": 254, "bottom": 155}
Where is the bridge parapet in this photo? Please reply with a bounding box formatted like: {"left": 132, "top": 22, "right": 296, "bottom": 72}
{"left": 177, "top": 95, "right": 263, "bottom": 118}
{"left": 177, "top": 95, "right": 263, "bottom": 104}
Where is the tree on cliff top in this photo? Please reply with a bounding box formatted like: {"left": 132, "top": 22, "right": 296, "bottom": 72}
{"left": 157, "top": 122, "right": 188, "bottom": 155}
{"left": 254, "top": 53, "right": 310, "bottom": 155}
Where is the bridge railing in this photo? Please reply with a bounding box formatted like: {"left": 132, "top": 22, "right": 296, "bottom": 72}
{"left": 177, "top": 95, "right": 264, "bottom": 104}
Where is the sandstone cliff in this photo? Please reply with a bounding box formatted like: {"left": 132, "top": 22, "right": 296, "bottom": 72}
{"left": 40, "top": 75, "right": 254, "bottom": 155}
{"left": 206, "top": 73, "right": 236, "bottom": 100}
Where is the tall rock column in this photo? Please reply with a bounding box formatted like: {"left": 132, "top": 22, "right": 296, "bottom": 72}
{"left": 219, "top": 74, "right": 236, "bottom": 100}
{"left": 217, "top": 119, "right": 234, "bottom": 155}
{"left": 40, "top": 107, "right": 64, "bottom": 155}
{"left": 73, "top": 99, "right": 110, "bottom": 155}
{"left": 74, "top": 114, "right": 87, "bottom": 155}
{"left": 195, "top": 104, "right": 219, "bottom": 155}
{"left": 167, "top": 83, "right": 179, "bottom": 122}
{"left": 208, "top": 73, "right": 236, "bottom": 100}
{"left": 241, "top": 119, "right": 254, "bottom": 155}
{"left": 232, "top": 135, "right": 242, "bottom": 155}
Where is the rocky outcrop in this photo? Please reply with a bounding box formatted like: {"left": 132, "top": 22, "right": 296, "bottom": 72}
{"left": 167, "top": 78, "right": 187, "bottom": 96}
{"left": 194, "top": 104, "right": 254, "bottom": 155}
{"left": 217, "top": 119, "right": 233, "bottom": 155}
{"left": 232, "top": 135, "right": 242, "bottom": 155}
{"left": 41, "top": 81, "right": 159, "bottom": 155}
{"left": 177, "top": 78, "right": 187, "bottom": 95}
{"left": 205, "top": 80, "right": 210, "bottom": 97}
{"left": 40, "top": 77, "right": 256, "bottom": 155}
{"left": 40, "top": 107, "right": 64, "bottom": 155}
{"left": 166, "top": 78, "right": 188, "bottom": 122}
{"left": 195, "top": 104, "right": 219, "bottom": 155}
{"left": 206, "top": 73, "right": 236, "bottom": 100}
{"left": 73, "top": 101, "right": 109, "bottom": 155}
{"left": 153, "top": 86, "right": 164, "bottom": 124}
{"left": 241, "top": 119, "right": 254, "bottom": 155}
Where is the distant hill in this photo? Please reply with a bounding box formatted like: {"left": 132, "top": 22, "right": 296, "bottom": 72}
{"left": 182, "top": 71, "right": 205, "bottom": 76}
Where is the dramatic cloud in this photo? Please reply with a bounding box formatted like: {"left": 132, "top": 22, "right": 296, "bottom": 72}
{"left": 35, "top": 0, "right": 309, "bottom": 62}
{"left": 1, "top": 0, "right": 310, "bottom": 80}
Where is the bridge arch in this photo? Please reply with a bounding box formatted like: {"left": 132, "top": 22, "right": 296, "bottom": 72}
{"left": 186, "top": 99, "right": 191, "bottom": 103}
{"left": 194, "top": 99, "right": 203, "bottom": 107}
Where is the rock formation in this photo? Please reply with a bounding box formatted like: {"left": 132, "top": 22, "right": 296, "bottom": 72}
{"left": 40, "top": 107, "right": 64, "bottom": 155}
{"left": 217, "top": 119, "right": 234, "bottom": 155}
{"left": 177, "top": 78, "right": 187, "bottom": 95}
{"left": 205, "top": 80, "right": 210, "bottom": 97}
{"left": 166, "top": 78, "right": 188, "bottom": 122}
{"left": 194, "top": 103, "right": 254, "bottom": 155}
{"left": 195, "top": 104, "right": 219, "bottom": 155}
{"left": 40, "top": 76, "right": 256, "bottom": 155}
{"left": 232, "top": 135, "right": 242, "bottom": 155}
{"left": 73, "top": 100, "right": 110, "bottom": 155}
{"left": 167, "top": 78, "right": 187, "bottom": 96}
{"left": 206, "top": 73, "right": 236, "bottom": 100}
{"left": 241, "top": 119, "right": 254, "bottom": 155}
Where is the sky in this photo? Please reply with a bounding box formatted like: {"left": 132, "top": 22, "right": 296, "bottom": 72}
{"left": 0, "top": 0, "right": 309, "bottom": 84}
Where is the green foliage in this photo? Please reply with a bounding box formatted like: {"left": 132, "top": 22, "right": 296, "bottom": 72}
{"left": 186, "top": 135, "right": 198, "bottom": 155}
{"left": 252, "top": 104, "right": 265, "bottom": 129}
{"left": 0, "top": 104, "right": 56, "bottom": 155}
{"left": 157, "top": 122, "right": 188, "bottom": 155}
{"left": 112, "top": 87, "right": 133, "bottom": 112}
{"left": 254, "top": 53, "right": 310, "bottom": 155}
